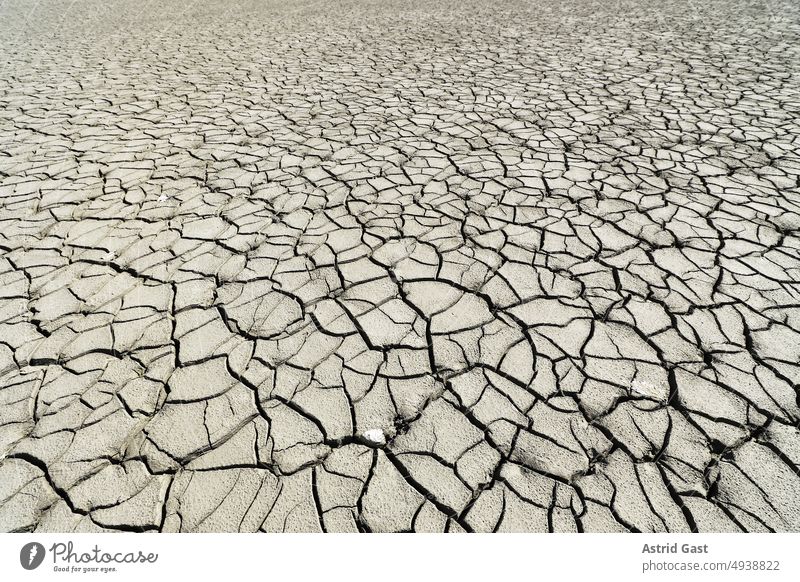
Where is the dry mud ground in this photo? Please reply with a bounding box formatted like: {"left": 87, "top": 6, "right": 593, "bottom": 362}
{"left": 1, "top": 0, "right": 799, "bottom": 533}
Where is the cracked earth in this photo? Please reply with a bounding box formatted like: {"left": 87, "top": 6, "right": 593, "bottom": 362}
{"left": 1, "top": 0, "right": 800, "bottom": 533}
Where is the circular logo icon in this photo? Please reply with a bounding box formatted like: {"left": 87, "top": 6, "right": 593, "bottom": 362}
{"left": 20, "top": 542, "right": 46, "bottom": 570}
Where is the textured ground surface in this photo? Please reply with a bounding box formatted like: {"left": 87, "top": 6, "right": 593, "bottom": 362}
{"left": 1, "top": 0, "right": 800, "bottom": 533}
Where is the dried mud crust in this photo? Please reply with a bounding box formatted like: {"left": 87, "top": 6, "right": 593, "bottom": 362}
{"left": 0, "top": 0, "right": 799, "bottom": 532}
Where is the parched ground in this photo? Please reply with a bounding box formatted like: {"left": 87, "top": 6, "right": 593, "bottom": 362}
{"left": 1, "top": 0, "right": 799, "bottom": 533}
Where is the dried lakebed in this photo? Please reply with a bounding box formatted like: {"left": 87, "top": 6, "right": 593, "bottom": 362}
{"left": 0, "top": 0, "right": 799, "bottom": 532}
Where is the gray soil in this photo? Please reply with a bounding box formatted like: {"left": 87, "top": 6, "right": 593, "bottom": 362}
{"left": 1, "top": 0, "right": 799, "bottom": 532}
